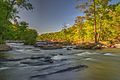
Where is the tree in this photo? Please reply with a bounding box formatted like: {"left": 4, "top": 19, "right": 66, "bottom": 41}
{"left": 0, "top": 1, "right": 10, "bottom": 44}
{"left": 0, "top": 0, "right": 33, "bottom": 44}
{"left": 19, "top": 21, "right": 29, "bottom": 31}
{"left": 75, "top": 16, "right": 86, "bottom": 43}
{"left": 23, "top": 29, "right": 38, "bottom": 45}
{"left": 37, "top": 1, "right": 120, "bottom": 45}
{"left": 76, "top": 0, "right": 111, "bottom": 43}
{"left": 62, "top": 24, "right": 68, "bottom": 42}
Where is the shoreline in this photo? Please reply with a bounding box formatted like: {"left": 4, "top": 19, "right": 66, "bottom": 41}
{"left": 1, "top": 41, "right": 120, "bottom": 52}
{"left": 95, "top": 48, "right": 120, "bottom": 54}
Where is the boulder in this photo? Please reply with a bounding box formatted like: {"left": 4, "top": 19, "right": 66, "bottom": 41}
{"left": 0, "top": 44, "right": 12, "bottom": 51}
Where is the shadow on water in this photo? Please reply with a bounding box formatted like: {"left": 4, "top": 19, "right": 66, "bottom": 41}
{"left": 0, "top": 53, "right": 9, "bottom": 59}
{"left": 0, "top": 72, "right": 9, "bottom": 80}
{"left": 0, "top": 53, "right": 10, "bottom": 67}
{"left": 0, "top": 53, "right": 11, "bottom": 80}
{"left": 77, "top": 55, "right": 120, "bottom": 80}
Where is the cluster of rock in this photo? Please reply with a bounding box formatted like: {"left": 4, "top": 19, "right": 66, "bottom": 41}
{"left": 74, "top": 43, "right": 105, "bottom": 49}
{"left": 74, "top": 42, "right": 120, "bottom": 49}
{"left": 34, "top": 41, "right": 63, "bottom": 50}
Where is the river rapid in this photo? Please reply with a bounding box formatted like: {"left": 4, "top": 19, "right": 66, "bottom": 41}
{"left": 0, "top": 43, "right": 120, "bottom": 80}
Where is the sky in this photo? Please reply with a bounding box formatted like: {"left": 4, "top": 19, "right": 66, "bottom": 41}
{"left": 18, "top": 0, "right": 120, "bottom": 34}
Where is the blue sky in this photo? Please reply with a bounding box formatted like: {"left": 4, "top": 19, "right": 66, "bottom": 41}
{"left": 18, "top": 0, "right": 120, "bottom": 34}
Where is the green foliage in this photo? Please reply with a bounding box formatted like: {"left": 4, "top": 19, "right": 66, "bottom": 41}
{"left": 3, "top": 21, "right": 38, "bottom": 45}
{"left": 0, "top": 38, "right": 5, "bottom": 44}
{"left": 22, "top": 29, "right": 38, "bottom": 45}
{"left": 0, "top": 0, "right": 37, "bottom": 44}
{"left": 0, "top": 1, "right": 10, "bottom": 44}
{"left": 0, "top": 0, "right": 37, "bottom": 45}
{"left": 38, "top": 1, "right": 120, "bottom": 44}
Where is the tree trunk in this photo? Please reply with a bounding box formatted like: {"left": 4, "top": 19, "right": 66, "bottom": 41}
{"left": 98, "top": 17, "right": 102, "bottom": 42}
{"left": 93, "top": 0, "right": 97, "bottom": 43}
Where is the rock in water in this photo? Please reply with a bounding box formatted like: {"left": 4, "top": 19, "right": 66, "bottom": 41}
{"left": 0, "top": 44, "right": 12, "bottom": 51}
{"left": 31, "top": 64, "right": 88, "bottom": 78}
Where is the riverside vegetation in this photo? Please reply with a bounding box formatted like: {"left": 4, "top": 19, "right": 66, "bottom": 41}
{"left": 0, "top": 0, "right": 37, "bottom": 51}
{"left": 0, "top": 0, "right": 120, "bottom": 51}
{"left": 38, "top": 0, "right": 120, "bottom": 48}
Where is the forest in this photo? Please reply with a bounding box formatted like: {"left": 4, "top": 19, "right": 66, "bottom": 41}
{"left": 0, "top": 0, "right": 37, "bottom": 45}
{"left": 0, "top": 0, "right": 120, "bottom": 46}
{"left": 38, "top": 0, "right": 120, "bottom": 45}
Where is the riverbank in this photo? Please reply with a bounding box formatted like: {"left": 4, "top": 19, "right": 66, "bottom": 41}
{"left": 0, "top": 44, "right": 12, "bottom": 51}
{"left": 73, "top": 43, "right": 104, "bottom": 50}
{"left": 34, "top": 41, "right": 120, "bottom": 50}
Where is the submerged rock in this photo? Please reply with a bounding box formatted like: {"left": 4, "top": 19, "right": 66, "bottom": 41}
{"left": 31, "top": 64, "right": 88, "bottom": 78}
{"left": 66, "top": 48, "right": 72, "bottom": 50}
{"left": 44, "top": 56, "right": 54, "bottom": 63}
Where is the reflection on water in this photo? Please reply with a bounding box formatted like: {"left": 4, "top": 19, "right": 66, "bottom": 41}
{"left": 0, "top": 53, "right": 8, "bottom": 59}
{"left": 0, "top": 43, "right": 120, "bottom": 80}
{"left": 0, "top": 72, "right": 8, "bottom": 80}
{"left": 81, "top": 55, "right": 120, "bottom": 80}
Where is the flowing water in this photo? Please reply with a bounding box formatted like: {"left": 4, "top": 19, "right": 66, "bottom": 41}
{"left": 0, "top": 43, "right": 120, "bottom": 80}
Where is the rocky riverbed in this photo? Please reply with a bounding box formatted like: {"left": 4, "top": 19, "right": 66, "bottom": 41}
{"left": 0, "top": 43, "right": 120, "bottom": 80}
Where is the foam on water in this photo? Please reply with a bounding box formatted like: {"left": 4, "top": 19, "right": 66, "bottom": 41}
{"left": 0, "top": 67, "right": 10, "bottom": 70}
{"left": 75, "top": 52, "right": 96, "bottom": 56}
{"left": 84, "top": 58, "right": 96, "bottom": 61}
{"left": 103, "top": 53, "right": 117, "bottom": 56}
{"left": 52, "top": 55, "right": 67, "bottom": 60}
{"left": 16, "top": 49, "right": 24, "bottom": 52}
